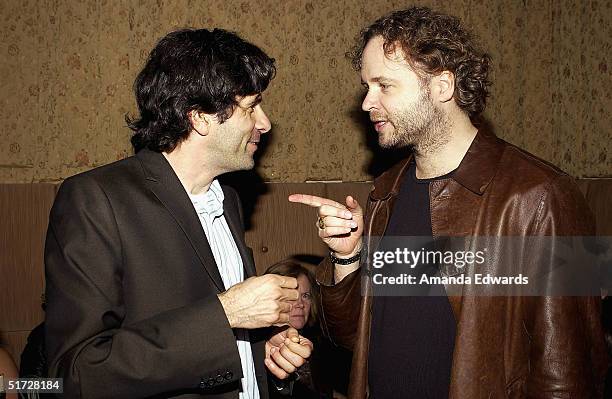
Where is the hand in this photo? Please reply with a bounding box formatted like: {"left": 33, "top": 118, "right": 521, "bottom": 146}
{"left": 218, "top": 274, "right": 298, "bottom": 329}
{"left": 288, "top": 194, "right": 364, "bottom": 257}
{"left": 265, "top": 327, "right": 313, "bottom": 379}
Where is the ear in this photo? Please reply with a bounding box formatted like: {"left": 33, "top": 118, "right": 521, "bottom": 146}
{"left": 188, "top": 109, "right": 211, "bottom": 136}
{"left": 432, "top": 70, "right": 455, "bottom": 103}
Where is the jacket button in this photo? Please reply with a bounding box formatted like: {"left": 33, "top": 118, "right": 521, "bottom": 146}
{"left": 199, "top": 378, "right": 206, "bottom": 389}
{"left": 262, "top": 246, "right": 268, "bottom": 253}
{"left": 225, "top": 371, "right": 233, "bottom": 380}
{"left": 216, "top": 374, "right": 224, "bottom": 383}
{"left": 207, "top": 377, "right": 215, "bottom": 387}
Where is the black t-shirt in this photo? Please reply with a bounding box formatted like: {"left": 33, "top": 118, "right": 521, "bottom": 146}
{"left": 368, "top": 161, "right": 457, "bottom": 399}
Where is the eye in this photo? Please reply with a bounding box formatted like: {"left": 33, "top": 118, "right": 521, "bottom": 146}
{"left": 248, "top": 103, "right": 260, "bottom": 114}
{"left": 302, "top": 292, "right": 312, "bottom": 301}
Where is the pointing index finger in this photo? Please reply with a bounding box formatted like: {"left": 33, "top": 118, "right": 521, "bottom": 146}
{"left": 288, "top": 194, "right": 344, "bottom": 209}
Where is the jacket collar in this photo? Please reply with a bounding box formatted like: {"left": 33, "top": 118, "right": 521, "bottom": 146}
{"left": 369, "top": 156, "right": 413, "bottom": 201}
{"left": 452, "top": 129, "right": 505, "bottom": 195}
{"left": 135, "top": 149, "right": 228, "bottom": 291}
{"left": 370, "top": 129, "right": 505, "bottom": 200}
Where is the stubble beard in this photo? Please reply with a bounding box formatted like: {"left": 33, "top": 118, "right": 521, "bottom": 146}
{"left": 229, "top": 147, "right": 255, "bottom": 171}
{"left": 379, "top": 89, "right": 451, "bottom": 155}
{"left": 215, "top": 125, "right": 256, "bottom": 173}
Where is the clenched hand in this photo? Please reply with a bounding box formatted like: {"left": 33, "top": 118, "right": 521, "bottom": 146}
{"left": 218, "top": 274, "right": 299, "bottom": 329}
{"left": 265, "top": 327, "right": 313, "bottom": 379}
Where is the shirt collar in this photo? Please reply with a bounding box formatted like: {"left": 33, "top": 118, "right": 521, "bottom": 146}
{"left": 189, "top": 179, "right": 225, "bottom": 219}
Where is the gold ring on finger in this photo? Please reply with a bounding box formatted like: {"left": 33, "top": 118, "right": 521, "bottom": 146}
{"left": 317, "top": 216, "right": 325, "bottom": 229}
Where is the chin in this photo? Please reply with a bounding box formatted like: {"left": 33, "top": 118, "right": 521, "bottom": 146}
{"left": 379, "top": 133, "right": 416, "bottom": 150}
{"left": 245, "top": 155, "right": 255, "bottom": 168}
{"left": 378, "top": 136, "right": 402, "bottom": 149}
{"left": 232, "top": 159, "right": 255, "bottom": 171}
{"left": 290, "top": 318, "right": 306, "bottom": 330}
{"left": 378, "top": 139, "right": 395, "bottom": 149}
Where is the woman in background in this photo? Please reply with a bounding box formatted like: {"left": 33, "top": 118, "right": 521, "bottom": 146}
{"left": 265, "top": 261, "right": 331, "bottom": 399}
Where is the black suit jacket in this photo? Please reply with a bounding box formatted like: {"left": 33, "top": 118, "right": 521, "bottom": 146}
{"left": 44, "top": 149, "right": 269, "bottom": 399}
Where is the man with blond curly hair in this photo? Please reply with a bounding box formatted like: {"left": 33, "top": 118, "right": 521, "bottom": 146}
{"left": 291, "top": 6, "right": 607, "bottom": 398}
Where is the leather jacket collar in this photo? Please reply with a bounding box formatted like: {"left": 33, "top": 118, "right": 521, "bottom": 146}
{"left": 370, "top": 129, "right": 505, "bottom": 200}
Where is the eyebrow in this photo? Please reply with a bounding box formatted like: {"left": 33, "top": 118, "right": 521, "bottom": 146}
{"left": 246, "top": 94, "right": 262, "bottom": 108}
{"left": 361, "top": 76, "right": 396, "bottom": 85}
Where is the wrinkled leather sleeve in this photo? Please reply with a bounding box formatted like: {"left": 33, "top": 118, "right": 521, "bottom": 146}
{"left": 523, "top": 175, "right": 608, "bottom": 398}
{"left": 315, "top": 256, "right": 362, "bottom": 351}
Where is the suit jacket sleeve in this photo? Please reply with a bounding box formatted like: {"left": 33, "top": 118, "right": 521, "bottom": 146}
{"left": 44, "top": 176, "right": 243, "bottom": 399}
{"left": 523, "top": 175, "right": 608, "bottom": 398}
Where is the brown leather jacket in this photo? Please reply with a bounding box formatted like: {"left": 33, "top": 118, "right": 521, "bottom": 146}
{"left": 316, "top": 130, "right": 608, "bottom": 398}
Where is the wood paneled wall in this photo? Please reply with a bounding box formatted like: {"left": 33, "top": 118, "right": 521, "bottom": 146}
{"left": 245, "top": 182, "right": 371, "bottom": 274}
{"left": 577, "top": 179, "right": 612, "bottom": 236}
{"left": 0, "top": 184, "right": 57, "bottom": 364}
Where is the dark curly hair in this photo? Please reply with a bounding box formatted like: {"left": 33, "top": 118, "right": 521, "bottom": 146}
{"left": 348, "top": 7, "right": 491, "bottom": 119}
{"left": 127, "top": 28, "right": 276, "bottom": 153}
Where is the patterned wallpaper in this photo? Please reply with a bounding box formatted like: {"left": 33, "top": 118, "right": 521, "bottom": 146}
{"left": 0, "top": 0, "right": 610, "bottom": 183}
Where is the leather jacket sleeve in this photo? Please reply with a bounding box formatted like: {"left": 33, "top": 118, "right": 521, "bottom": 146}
{"left": 315, "top": 256, "right": 362, "bottom": 350}
{"left": 522, "top": 175, "right": 608, "bottom": 398}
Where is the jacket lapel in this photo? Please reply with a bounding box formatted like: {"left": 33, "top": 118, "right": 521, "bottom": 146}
{"left": 136, "top": 149, "right": 225, "bottom": 292}
{"left": 222, "top": 186, "right": 257, "bottom": 278}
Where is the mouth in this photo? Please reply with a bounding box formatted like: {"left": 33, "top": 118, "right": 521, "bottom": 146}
{"left": 371, "top": 120, "right": 389, "bottom": 132}
{"left": 247, "top": 131, "right": 261, "bottom": 148}
{"left": 247, "top": 138, "right": 260, "bottom": 150}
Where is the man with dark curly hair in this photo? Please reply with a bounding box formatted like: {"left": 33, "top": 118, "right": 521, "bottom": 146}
{"left": 290, "top": 6, "right": 607, "bottom": 398}
{"left": 45, "top": 28, "right": 311, "bottom": 398}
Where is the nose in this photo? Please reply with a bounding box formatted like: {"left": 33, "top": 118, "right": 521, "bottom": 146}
{"left": 361, "top": 89, "right": 378, "bottom": 112}
{"left": 293, "top": 298, "right": 305, "bottom": 308}
{"left": 255, "top": 105, "right": 271, "bottom": 134}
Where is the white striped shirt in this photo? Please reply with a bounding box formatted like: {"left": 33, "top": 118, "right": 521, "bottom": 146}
{"left": 188, "top": 179, "right": 259, "bottom": 399}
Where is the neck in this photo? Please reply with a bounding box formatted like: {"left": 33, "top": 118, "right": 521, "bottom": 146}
{"left": 163, "top": 139, "right": 219, "bottom": 195}
{"left": 414, "top": 113, "right": 477, "bottom": 179}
